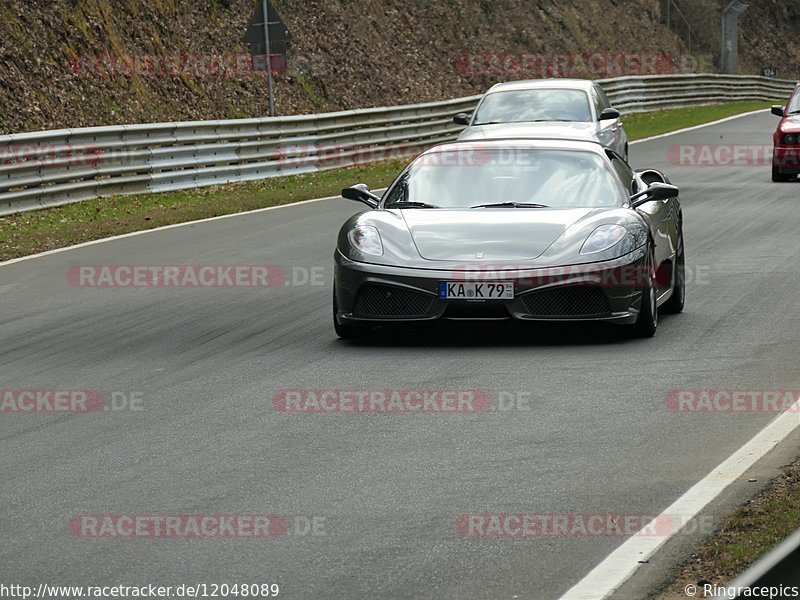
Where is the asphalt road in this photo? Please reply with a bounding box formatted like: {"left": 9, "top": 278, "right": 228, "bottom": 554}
{"left": 2, "top": 110, "right": 800, "bottom": 600}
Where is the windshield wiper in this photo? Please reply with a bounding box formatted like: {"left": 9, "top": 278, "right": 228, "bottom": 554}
{"left": 470, "top": 202, "right": 550, "bottom": 209}
{"left": 385, "top": 201, "right": 439, "bottom": 209}
{"left": 787, "top": 110, "right": 800, "bottom": 115}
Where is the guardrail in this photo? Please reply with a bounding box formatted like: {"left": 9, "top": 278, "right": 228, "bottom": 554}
{"left": 0, "top": 74, "right": 795, "bottom": 216}
{"left": 597, "top": 73, "right": 796, "bottom": 113}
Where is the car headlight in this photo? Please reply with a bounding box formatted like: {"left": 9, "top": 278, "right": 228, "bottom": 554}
{"left": 784, "top": 133, "right": 798, "bottom": 145}
{"left": 348, "top": 225, "right": 384, "bottom": 256}
{"left": 580, "top": 224, "right": 628, "bottom": 255}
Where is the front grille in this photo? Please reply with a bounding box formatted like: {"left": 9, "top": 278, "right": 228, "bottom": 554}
{"left": 353, "top": 284, "right": 434, "bottom": 319}
{"left": 520, "top": 286, "right": 612, "bottom": 318}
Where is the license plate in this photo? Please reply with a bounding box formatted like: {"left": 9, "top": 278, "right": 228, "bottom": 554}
{"left": 438, "top": 281, "right": 514, "bottom": 300}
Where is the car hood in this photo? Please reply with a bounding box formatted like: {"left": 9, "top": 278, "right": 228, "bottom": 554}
{"left": 458, "top": 122, "right": 597, "bottom": 141}
{"left": 400, "top": 208, "right": 595, "bottom": 261}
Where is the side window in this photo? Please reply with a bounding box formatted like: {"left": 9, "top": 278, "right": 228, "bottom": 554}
{"left": 595, "top": 85, "right": 612, "bottom": 109}
{"left": 609, "top": 155, "right": 635, "bottom": 194}
{"left": 589, "top": 88, "right": 603, "bottom": 121}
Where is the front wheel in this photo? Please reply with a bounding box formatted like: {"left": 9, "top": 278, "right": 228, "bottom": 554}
{"left": 661, "top": 229, "right": 685, "bottom": 314}
{"left": 629, "top": 245, "right": 658, "bottom": 338}
{"left": 772, "top": 161, "right": 793, "bottom": 182}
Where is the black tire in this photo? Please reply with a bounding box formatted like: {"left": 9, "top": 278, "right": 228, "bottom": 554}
{"left": 630, "top": 244, "right": 658, "bottom": 338}
{"left": 661, "top": 228, "right": 685, "bottom": 314}
{"left": 772, "top": 161, "right": 792, "bottom": 182}
{"left": 333, "top": 285, "right": 369, "bottom": 340}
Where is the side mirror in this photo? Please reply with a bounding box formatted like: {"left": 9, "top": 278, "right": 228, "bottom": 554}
{"left": 630, "top": 182, "right": 679, "bottom": 207}
{"left": 636, "top": 168, "right": 671, "bottom": 186}
{"left": 772, "top": 105, "right": 785, "bottom": 117}
{"left": 453, "top": 113, "right": 471, "bottom": 126}
{"left": 342, "top": 183, "right": 380, "bottom": 208}
{"left": 599, "top": 107, "right": 621, "bottom": 121}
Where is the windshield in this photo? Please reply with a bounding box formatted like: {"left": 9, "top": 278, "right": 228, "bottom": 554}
{"left": 472, "top": 88, "right": 593, "bottom": 124}
{"left": 384, "top": 148, "right": 625, "bottom": 209}
{"left": 787, "top": 88, "right": 800, "bottom": 114}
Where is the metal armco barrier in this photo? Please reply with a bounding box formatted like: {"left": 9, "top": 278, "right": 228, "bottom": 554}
{"left": 0, "top": 74, "right": 795, "bottom": 215}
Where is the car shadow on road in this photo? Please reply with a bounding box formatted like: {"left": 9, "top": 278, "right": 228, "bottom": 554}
{"left": 336, "top": 318, "right": 677, "bottom": 348}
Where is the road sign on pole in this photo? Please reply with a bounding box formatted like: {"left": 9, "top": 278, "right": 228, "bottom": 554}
{"left": 721, "top": 1, "right": 749, "bottom": 74}
{"left": 261, "top": 0, "right": 275, "bottom": 117}
{"left": 244, "top": 0, "right": 291, "bottom": 117}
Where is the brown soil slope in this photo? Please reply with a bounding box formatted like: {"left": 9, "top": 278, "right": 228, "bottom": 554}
{"left": 0, "top": 0, "right": 796, "bottom": 134}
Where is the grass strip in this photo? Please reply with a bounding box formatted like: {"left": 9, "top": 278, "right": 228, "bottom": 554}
{"left": 657, "top": 458, "right": 800, "bottom": 599}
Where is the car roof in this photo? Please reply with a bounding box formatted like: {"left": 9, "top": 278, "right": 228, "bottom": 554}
{"left": 484, "top": 78, "right": 596, "bottom": 94}
{"left": 422, "top": 138, "right": 607, "bottom": 155}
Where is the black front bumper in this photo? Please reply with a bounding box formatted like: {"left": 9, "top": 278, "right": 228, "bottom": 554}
{"left": 334, "top": 249, "right": 650, "bottom": 326}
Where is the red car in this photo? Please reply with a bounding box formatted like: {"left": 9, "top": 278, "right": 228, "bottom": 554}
{"left": 772, "top": 83, "right": 800, "bottom": 182}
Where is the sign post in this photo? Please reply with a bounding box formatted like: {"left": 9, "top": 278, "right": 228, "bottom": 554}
{"left": 244, "top": 0, "right": 291, "bottom": 117}
{"left": 721, "top": 1, "right": 749, "bottom": 74}
{"left": 261, "top": 0, "right": 275, "bottom": 117}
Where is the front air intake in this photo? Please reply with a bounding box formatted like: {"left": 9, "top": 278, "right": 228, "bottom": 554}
{"left": 353, "top": 284, "right": 434, "bottom": 319}
{"left": 521, "top": 286, "right": 612, "bottom": 318}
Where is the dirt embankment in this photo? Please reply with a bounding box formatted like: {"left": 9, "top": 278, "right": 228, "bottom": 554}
{"left": 0, "top": 0, "right": 796, "bottom": 135}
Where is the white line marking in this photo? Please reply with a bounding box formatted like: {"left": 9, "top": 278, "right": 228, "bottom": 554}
{"left": 558, "top": 397, "right": 800, "bottom": 600}
{"left": 0, "top": 194, "right": 341, "bottom": 267}
{"left": 0, "top": 108, "right": 770, "bottom": 268}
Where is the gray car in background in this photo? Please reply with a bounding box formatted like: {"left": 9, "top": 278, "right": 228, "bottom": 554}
{"left": 454, "top": 79, "right": 629, "bottom": 160}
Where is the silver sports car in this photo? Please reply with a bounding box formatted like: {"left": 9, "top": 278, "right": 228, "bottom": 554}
{"left": 333, "top": 139, "right": 684, "bottom": 339}
{"left": 454, "top": 79, "right": 629, "bottom": 160}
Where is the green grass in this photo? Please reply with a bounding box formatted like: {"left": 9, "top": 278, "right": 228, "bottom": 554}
{"left": 0, "top": 159, "right": 409, "bottom": 261}
{"left": 699, "top": 478, "right": 800, "bottom": 572}
{"left": 0, "top": 101, "right": 774, "bottom": 262}
{"left": 658, "top": 460, "right": 800, "bottom": 598}
{"left": 622, "top": 101, "right": 771, "bottom": 140}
